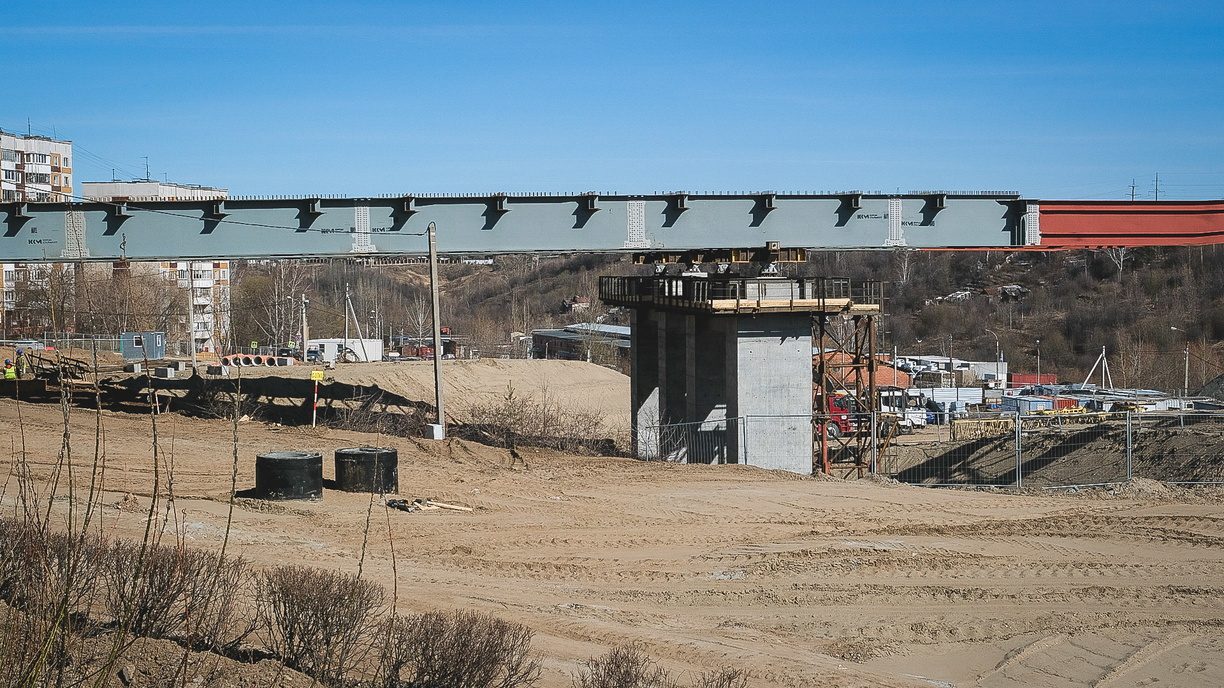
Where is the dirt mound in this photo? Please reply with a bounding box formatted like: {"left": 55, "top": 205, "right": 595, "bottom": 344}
{"left": 1108, "top": 477, "right": 1177, "bottom": 499}
{"left": 227, "top": 358, "right": 630, "bottom": 431}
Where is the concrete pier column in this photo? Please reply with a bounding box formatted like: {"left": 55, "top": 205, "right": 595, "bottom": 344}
{"left": 733, "top": 314, "right": 813, "bottom": 474}
{"left": 661, "top": 310, "right": 688, "bottom": 426}
{"left": 630, "top": 308, "right": 662, "bottom": 458}
{"left": 687, "top": 315, "right": 731, "bottom": 463}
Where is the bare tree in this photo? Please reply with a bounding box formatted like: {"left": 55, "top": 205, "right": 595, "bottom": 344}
{"left": 408, "top": 292, "right": 432, "bottom": 343}
{"left": 893, "top": 249, "right": 914, "bottom": 285}
{"left": 232, "top": 261, "right": 308, "bottom": 348}
{"left": 1101, "top": 247, "right": 1130, "bottom": 281}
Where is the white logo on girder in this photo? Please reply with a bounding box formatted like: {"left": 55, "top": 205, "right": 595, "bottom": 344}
{"left": 62, "top": 210, "right": 89, "bottom": 259}
{"left": 351, "top": 206, "right": 374, "bottom": 253}
{"left": 624, "top": 201, "right": 648, "bottom": 248}
{"left": 1024, "top": 203, "right": 1041, "bottom": 246}
{"left": 885, "top": 198, "right": 905, "bottom": 247}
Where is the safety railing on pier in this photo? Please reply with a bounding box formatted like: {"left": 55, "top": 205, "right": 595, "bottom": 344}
{"left": 598, "top": 275, "right": 882, "bottom": 312}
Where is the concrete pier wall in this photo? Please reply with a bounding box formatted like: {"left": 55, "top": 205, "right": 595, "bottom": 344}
{"left": 629, "top": 309, "right": 813, "bottom": 474}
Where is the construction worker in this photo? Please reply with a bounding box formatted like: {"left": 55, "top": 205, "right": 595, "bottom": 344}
{"left": 14, "top": 347, "right": 25, "bottom": 379}
{"left": 3, "top": 359, "right": 15, "bottom": 380}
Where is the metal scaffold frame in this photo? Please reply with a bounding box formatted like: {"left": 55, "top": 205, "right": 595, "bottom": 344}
{"left": 814, "top": 312, "right": 879, "bottom": 477}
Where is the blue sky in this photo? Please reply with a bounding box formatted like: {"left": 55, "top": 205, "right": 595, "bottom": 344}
{"left": 6, "top": 1, "right": 1223, "bottom": 199}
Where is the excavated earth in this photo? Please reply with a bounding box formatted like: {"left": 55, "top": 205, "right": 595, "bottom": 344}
{"left": 2, "top": 400, "right": 1223, "bottom": 687}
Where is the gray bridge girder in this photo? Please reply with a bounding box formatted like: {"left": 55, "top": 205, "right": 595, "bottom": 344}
{"left": 0, "top": 193, "right": 1031, "bottom": 262}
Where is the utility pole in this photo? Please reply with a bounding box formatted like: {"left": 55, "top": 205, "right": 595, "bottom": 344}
{"left": 300, "top": 292, "right": 309, "bottom": 350}
{"left": 428, "top": 222, "right": 446, "bottom": 437}
{"left": 343, "top": 282, "right": 350, "bottom": 363}
{"left": 1172, "top": 326, "right": 1190, "bottom": 397}
{"left": 1184, "top": 345, "right": 1190, "bottom": 398}
{"left": 345, "top": 289, "right": 370, "bottom": 362}
{"left": 1130, "top": 179, "right": 1137, "bottom": 202}
{"left": 1155, "top": 172, "right": 1160, "bottom": 202}
{"left": 185, "top": 279, "right": 197, "bottom": 369}
{"left": 1036, "top": 338, "right": 1041, "bottom": 386}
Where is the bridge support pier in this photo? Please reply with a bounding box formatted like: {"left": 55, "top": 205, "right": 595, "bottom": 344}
{"left": 607, "top": 274, "right": 882, "bottom": 475}
{"left": 630, "top": 306, "right": 812, "bottom": 472}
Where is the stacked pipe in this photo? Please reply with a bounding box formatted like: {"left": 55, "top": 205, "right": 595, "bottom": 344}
{"left": 220, "top": 354, "right": 296, "bottom": 367}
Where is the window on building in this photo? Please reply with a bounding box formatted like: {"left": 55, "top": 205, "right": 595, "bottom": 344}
{"left": 63, "top": 156, "right": 70, "bottom": 168}
{"left": 133, "top": 335, "right": 144, "bottom": 348}
{"left": 2, "top": 170, "right": 18, "bottom": 181}
{"left": 1, "top": 150, "right": 19, "bottom": 162}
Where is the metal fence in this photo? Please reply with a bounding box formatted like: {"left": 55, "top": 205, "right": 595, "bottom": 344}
{"left": 644, "top": 411, "right": 1224, "bottom": 488}
{"left": 882, "top": 410, "right": 1224, "bottom": 488}
{"left": 637, "top": 417, "right": 745, "bottom": 464}
{"left": 5, "top": 334, "right": 123, "bottom": 354}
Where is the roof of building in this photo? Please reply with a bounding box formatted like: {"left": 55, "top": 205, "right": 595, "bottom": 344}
{"left": 532, "top": 326, "right": 631, "bottom": 349}
{"left": 562, "top": 323, "right": 631, "bottom": 338}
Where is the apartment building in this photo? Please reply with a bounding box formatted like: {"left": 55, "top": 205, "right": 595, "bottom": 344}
{"left": 0, "top": 130, "right": 73, "bottom": 203}
{"left": 83, "top": 181, "right": 232, "bottom": 354}
{"left": 81, "top": 180, "right": 227, "bottom": 202}
{"left": 0, "top": 132, "right": 74, "bottom": 331}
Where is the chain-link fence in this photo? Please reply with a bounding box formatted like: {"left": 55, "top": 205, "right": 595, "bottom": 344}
{"left": 644, "top": 411, "right": 1224, "bottom": 487}
{"left": 882, "top": 410, "right": 1224, "bottom": 488}
{"left": 1130, "top": 412, "right": 1224, "bottom": 485}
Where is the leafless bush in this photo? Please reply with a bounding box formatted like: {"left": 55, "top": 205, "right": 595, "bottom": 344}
{"left": 379, "top": 610, "right": 541, "bottom": 688}
{"left": 257, "top": 565, "right": 386, "bottom": 684}
{"left": 0, "top": 517, "right": 40, "bottom": 608}
{"left": 572, "top": 646, "right": 748, "bottom": 688}
{"left": 104, "top": 541, "right": 212, "bottom": 638}
{"left": 42, "top": 529, "right": 108, "bottom": 623}
{"left": 332, "top": 400, "right": 428, "bottom": 439}
{"left": 0, "top": 519, "right": 105, "bottom": 622}
{"left": 182, "top": 553, "right": 256, "bottom": 652}
{"left": 0, "top": 519, "right": 108, "bottom": 687}
{"left": 692, "top": 669, "right": 748, "bottom": 688}
{"left": 465, "top": 383, "right": 621, "bottom": 454}
{"left": 572, "top": 645, "right": 678, "bottom": 688}
{"left": 0, "top": 601, "right": 50, "bottom": 687}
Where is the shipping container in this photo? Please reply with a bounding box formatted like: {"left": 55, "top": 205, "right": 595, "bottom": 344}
{"left": 1001, "top": 395, "right": 1054, "bottom": 413}
{"left": 1009, "top": 373, "right": 1058, "bottom": 386}
{"left": 306, "top": 338, "right": 383, "bottom": 363}
{"left": 926, "top": 387, "right": 986, "bottom": 406}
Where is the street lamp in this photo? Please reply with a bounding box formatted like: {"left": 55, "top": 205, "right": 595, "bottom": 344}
{"left": 1171, "top": 326, "right": 1190, "bottom": 397}
{"left": 1035, "top": 338, "right": 1041, "bottom": 388}
{"left": 985, "top": 328, "right": 1002, "bottom": 388}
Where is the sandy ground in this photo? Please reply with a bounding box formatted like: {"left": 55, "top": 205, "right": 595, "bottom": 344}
{"left": 2, "top": 401, "right": 1223, "bottom": 687}
{"left": 209, "top": 358, "right": 630, "bottom": 432}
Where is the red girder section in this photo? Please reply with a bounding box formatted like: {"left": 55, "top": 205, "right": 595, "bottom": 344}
{"left": 1038, "top": 200, "right": 1224, "bottom": 248}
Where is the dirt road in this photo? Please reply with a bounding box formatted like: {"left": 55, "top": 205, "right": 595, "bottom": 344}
{"left": 2, "top": 401, "right": 1222, "bottom": 687}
